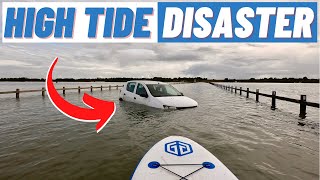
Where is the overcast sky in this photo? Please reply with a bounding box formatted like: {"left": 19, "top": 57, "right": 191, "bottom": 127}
{"left": 0, "top": 0, "right": 319, "bottom": 79}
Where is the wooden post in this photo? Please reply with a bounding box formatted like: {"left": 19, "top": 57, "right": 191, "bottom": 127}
{"left": 42, "top": 87, "right": 45, "bottom": 97}
{"left": 101, "top": 85, "right": 103, "bottom": 91}
{"left": 235, "top": 86, "right": 237, "bottom": 94}
{"left": 78, "top": 86, "right": 81, "bottom": 93}
{"left": 256, "top": 89, "right": 259, "bottom": 102}
{"left": 246, "top": 88, "right": 249, "bottom": 98}
{"left": 240, "top": 87, "right": 242, "bottom": 95}
{"left": 271, "top": 91, "right": 276, "bottom": 110}
{"left": 16, "top": 89, "right": 20, "bottom": 99}
{"left": 299, "top": 95, "right": 307, "bottom": 119}
{"left": 109, "top": 85, "right": 111, "bottom": 90}
{"left": 90, "top": 86, "right": 93, "bottom": 92}
{"left": 63, "top": 87, "right": 65, "bottom": 95}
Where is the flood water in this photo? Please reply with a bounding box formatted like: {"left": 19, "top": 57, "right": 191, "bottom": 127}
{"left": 0, "top": 82, "right": 318, "bottom": 179}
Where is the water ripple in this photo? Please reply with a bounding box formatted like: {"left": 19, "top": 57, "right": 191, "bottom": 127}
{"left": 0, "top": 83, "right": 318, "bottom": 179}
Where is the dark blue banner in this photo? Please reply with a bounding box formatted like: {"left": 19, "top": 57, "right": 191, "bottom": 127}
{"left": 158, "top": 2, "right": 318, "bottom": 43}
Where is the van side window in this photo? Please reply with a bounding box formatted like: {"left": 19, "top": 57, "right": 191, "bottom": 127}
{"left": 126, "top": 82, "right": 136, "bottom": 93}
{"left": 136, "top": 83, "right": 147, "bottom": 96}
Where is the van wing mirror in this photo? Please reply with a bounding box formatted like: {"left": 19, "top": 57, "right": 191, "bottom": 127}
{"left": 140, "top": 93, "right": 148, "bottom": 98}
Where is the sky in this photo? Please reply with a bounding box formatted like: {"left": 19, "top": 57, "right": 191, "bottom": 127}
{"left": 0, "top": 0, "right": 319, "bottom": 79}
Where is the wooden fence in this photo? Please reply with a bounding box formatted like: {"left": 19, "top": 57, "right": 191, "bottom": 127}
{"left": 0, "top": 82, "right": 185, "bottom": 98}
{"left": 0, "top": 85, "right": 124, "bottom": 99}
{"left": 210, "top": 82, "right": 319, "bottom": 119}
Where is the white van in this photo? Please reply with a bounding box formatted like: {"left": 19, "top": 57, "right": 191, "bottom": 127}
{"left": 119, "top": 81, "right": 198, "bottom": 109}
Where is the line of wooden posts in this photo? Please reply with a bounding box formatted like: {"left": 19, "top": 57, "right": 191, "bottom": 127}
{"left": 210, "top": 82, "right": 319, "bottom": 119}
{"left": 0, "top": 85, "right": 124, "bottom": 99}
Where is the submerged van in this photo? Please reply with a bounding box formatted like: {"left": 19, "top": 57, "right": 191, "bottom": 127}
{"left": 119, "top": 81, "right": 198, "bottom": 109}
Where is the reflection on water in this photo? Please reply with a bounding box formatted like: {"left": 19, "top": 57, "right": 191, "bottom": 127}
{"left": 0, "top": 83, "right": 318, "bottom": 179}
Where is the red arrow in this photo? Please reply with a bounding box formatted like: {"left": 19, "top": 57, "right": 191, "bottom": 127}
{"left": 46, "top": 57, "right": 116, "bottom": 133}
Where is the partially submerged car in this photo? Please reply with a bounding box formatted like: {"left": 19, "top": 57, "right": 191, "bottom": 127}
{"left": 119, "top": 81, "right": 198, "bottom": 109}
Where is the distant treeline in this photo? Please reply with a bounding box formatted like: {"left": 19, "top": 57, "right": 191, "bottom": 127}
{"left": 0, "top": 77, "right": 318, "bottom": 83}
{"left": 214, "top": 77, "right": 319, "bottom": 83}
{"left": 0, "top": 77, "right": 206, "bottom": 83}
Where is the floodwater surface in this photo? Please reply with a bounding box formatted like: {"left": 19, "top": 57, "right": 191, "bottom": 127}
{"left": 0, "top": 82, "right": 318, "bottom": 179}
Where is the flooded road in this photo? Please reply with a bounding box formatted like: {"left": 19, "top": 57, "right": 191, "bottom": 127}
{"left": 0, "top": 82, "right": 318, "bottom": 179}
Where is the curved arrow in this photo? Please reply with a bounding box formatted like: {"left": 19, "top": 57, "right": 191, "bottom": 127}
{"left": 46, "top": 57, "right": 116, "bottom": 133}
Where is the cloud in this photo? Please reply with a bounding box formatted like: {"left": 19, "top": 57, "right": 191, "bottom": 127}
{"left": 0, "top": 1, "right": 319, "bottom": 79}
{"left": 183, "top": 43, "right": 319, "bottom": 79}
{"left": 0, "top": 42, "right": 318, "bottom": 79}
{"left": 0, "top": 60, "right": 33, "bottom": 66}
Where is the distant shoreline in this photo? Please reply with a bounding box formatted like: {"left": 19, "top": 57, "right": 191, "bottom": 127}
{"left": 0, "top": 77, "right": 319, "bottom": 83}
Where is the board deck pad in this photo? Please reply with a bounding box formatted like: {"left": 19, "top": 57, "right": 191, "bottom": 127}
{"left": 131, "top": 136, "right": 238, "bottom": 180}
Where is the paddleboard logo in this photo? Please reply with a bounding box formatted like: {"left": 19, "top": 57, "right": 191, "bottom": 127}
{"left": 165, "top": 141, "right": 193, "bottom": 156}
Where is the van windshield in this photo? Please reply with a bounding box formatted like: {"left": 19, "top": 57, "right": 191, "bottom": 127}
{"left": 146, "top": 84, "right": 183, "bottom": 97}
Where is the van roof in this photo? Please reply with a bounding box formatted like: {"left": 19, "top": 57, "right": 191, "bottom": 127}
{"left": 127, "top": 80, "right": 167, "bottom": 85}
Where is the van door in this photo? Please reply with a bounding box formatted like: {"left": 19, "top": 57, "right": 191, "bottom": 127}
{"left": 124, "top": 82, "right": 137, "bottom": 102}
{"left": 135, "top": 83, "right": 150, "bottom": 106}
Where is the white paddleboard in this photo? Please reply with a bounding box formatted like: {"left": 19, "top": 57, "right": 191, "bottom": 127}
{"left": 131, "top": 136, "right": 238, "bottom": 180}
